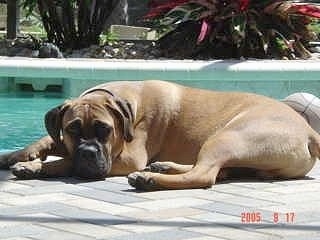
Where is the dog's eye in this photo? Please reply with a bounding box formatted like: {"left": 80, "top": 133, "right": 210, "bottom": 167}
{"left": 95, "top": 121, "right": 112, "bottom": 142}
{"left": 65, "top": 119, "right": 82, "bottom": 137}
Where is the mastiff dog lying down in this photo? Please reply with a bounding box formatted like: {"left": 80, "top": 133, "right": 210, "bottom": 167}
{"left": 0, "top": 80, "right": 319, "bottom": 191}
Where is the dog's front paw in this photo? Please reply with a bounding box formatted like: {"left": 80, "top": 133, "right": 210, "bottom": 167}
{"left": 128, "top": 172, "right": 162, "bottom": 191}
{"left": 0, "top": 149, "right": 39, "bottom": 169}
{"left": 11, "top": 159, "right": 42, "bottom": 180}
{"left": 144, "top": 162, "right": 171, "bottom": 173}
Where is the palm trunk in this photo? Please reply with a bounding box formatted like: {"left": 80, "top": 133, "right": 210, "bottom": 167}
{"left": 36, "top": 0, "right": 128, "bottom": 50}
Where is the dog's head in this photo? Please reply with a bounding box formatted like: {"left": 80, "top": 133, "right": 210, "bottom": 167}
{"left": 45, "top": 91, "right": 134, "bottom": 179}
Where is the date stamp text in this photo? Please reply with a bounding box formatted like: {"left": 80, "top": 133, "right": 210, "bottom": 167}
{"left": 241, "top": 212, "right": 295, "bottom": 224}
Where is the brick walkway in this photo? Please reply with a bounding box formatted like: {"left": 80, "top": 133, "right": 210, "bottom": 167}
{"left": 0, "top": 161, "right": 319, "bottom": 240}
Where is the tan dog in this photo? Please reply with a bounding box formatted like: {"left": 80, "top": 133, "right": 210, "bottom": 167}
{"left": 0, "top": 80, "right": 319, "bottom": 190}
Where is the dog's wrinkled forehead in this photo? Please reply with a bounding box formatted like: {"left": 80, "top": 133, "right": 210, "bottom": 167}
{"left": 62, "top": 98, "right": 112, "bottom": 126}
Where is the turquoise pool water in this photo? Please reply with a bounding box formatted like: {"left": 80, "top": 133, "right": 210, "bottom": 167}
{"left": 0, "top": 93, "right": 65, "bottom": 152}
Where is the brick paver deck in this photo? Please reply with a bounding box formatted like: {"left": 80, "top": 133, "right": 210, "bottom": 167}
{"left": 1, "top": 161, "right": 320, "bottom": 240}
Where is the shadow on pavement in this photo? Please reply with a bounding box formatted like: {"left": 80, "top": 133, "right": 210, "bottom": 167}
{"left": 0, "top": 215, "right": 319, "bottom": 230}
{"left": 0, "top": 170, "right": 14, "bottom": 181}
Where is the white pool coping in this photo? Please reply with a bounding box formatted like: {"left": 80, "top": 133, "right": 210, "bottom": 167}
{"left": 0, "top": 57, "right": 320, "bottom": 81}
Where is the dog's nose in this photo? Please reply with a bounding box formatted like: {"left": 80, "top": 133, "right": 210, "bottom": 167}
{"left": 79, "top": 145, "right": 98, "bottom": 160}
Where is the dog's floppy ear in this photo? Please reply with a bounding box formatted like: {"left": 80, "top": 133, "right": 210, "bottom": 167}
{"left": 115, "top": 98, "right": 134, "bottom": 142}
{"left": 107, "top": 98, "right": 134, "bottom": 142}
{"left": 44, "top": 103, "right": 69, "bottom": 144}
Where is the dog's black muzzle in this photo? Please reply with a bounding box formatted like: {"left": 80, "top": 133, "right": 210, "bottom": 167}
{"left": 73, "top": 139, "right": 111, "bottom": 179}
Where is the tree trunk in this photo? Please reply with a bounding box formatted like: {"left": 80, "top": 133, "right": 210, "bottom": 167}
{"left": 105, "top": 0, "right": 128, "bottom": 27}
{"left": 36, "top": 0, "right": 128, "bottom": 50}
{"left": 7, "top": 0, "right": 20, "bottom": 39}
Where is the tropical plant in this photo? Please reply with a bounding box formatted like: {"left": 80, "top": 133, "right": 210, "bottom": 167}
{"left": 145, "top": 0, "right": 320, "bottom": 59}
{"left": 20, "top": 9, "right": 45, "bottom": 35}
{"left": 21, "top": 0, "right": 128, "bottom": 50}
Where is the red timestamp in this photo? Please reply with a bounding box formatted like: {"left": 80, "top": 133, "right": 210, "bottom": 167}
{"left": 241, "top": 212, "right": 296, "bottom": 224}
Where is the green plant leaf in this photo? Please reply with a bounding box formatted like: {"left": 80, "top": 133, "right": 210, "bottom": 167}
{"left": 21, "top": 0, "right": 37, "bottom": 17}
{"left": 161, "top": 3, "right": 206, "bottom": 26}
{"left": 231, "top": 14, "right": 247, "bottom": 46}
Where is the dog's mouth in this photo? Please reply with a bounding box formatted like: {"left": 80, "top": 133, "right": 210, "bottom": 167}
{"left": 73, "top": 140, "right": 112, "bottom": 179}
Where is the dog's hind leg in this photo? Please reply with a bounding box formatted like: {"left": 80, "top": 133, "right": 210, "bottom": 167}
{"left": 128, "top": 127, "right": 277, "bottom": 191}
{"left": 127, "top": 132, "right": 241, "bottom": 191}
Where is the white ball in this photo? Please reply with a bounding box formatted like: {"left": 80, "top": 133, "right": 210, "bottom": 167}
{"left": 282, "top": 92, "right": 320, "bottom": 133}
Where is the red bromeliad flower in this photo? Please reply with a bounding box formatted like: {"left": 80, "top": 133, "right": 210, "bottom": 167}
{"left": 146, "top": 0, "right": 190, "bottom": 19}
{"left": 292, "top": 4, "right": 320, "bottom": 18}
{"left": 145, "top": 0, "right": 320, "bottom": 59}
{"left": 197, "top": 19, "right": 211, "bottom": 44}
{"left": 239, "top": 0, "right": 250, "bottom": 11}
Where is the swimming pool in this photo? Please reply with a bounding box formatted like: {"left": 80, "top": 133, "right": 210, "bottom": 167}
{"left": 1, "top": 58, "right": 320, "bottom": 97}
{"left": 0, "top": 92, "right": 64, "bottom": 152}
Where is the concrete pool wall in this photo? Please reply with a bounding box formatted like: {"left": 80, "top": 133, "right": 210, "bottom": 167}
{"left": 0, "top": 57, "right": 320, "bottom": 98}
